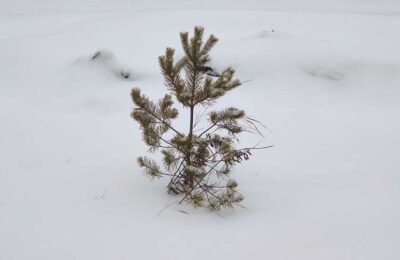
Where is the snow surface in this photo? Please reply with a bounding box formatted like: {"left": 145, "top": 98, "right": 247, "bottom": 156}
{"left": 1, "top": 0, "right": 400, "bottom": 259}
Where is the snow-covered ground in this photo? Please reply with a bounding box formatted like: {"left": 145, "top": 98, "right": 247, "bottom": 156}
{"left": 1, "top": 1, "right": 400, "bottom": 259}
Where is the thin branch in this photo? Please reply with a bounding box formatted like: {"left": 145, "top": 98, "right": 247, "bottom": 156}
{"left": 198, "top": 122, "right": 218, "bottom": 138}
{"left": 168, "top": 159, "right": 185, "bottom": 187}
{"left": 179, "top": 145, "right": 273, "bottom": 204}
{"left": 138, "top": 107, "right": 183, "bottom": 136}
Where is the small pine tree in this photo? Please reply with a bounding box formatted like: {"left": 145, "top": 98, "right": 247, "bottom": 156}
{"left": 131, "top": 26, "right": 268, "bottom": 210}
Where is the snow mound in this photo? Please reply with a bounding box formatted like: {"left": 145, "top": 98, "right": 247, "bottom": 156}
{"left": 75, "top": 50, "right": 134, "bottom": 80}
{"left": 304, "top": 67, "right": 346, "bottom": 81}
{"left": 255, "top": 30, "right": 277, "bottom": 38}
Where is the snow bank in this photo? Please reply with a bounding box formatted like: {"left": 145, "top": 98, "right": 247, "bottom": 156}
{"left": 0, "top": 1, "right": 399, "bottom": 259}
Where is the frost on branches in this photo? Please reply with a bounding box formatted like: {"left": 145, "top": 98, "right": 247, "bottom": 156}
{"left": 131, "top": 26, "right": 269, "bottom": 210}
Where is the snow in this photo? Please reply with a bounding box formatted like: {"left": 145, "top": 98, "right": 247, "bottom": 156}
{"left": 1, "top": 0, "right": 400, "bottom": 259}
{"left": 76, "top": 49, "right": 134, "bottom": 80}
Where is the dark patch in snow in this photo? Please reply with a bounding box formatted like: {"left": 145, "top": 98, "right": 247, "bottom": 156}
{"left": 120, "top": 70, "right": 131, "bottom": 79}
{"left": 256, "top": 30, "right": 276, "bottom": 38}
{"left": 91, "top": 50, "right": 114, "bottom": 61}
{"left": 305, "top": 67, "right": 345, "bottom": 81}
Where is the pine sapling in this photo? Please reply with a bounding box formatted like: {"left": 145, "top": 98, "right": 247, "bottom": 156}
{"left": 131, "top": 26, "right": 269, "bottom": 210}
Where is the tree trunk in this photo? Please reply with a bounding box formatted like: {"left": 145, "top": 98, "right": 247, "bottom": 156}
{"left": 186, "top": 105, "right": 194, "bottom": 187}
